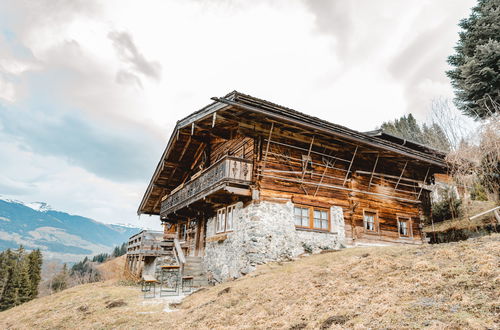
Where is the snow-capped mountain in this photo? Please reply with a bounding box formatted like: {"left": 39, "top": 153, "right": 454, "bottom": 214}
{"left": 0, "top": 198, "right": 141, "bottom": 262}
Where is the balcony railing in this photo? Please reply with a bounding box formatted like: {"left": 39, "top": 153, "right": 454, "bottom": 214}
{"left": 161, "top": 156, "right": 253, "bottom": 216}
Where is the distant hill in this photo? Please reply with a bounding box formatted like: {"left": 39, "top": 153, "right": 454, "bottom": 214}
{"left": 0, "top": 198, "right": 141, "bottom": 262}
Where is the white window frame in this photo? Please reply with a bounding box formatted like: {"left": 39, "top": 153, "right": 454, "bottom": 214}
{"left": 216, "top": 208, "right": 226, "bottom": 233}
{"left": 215, "top": 203, "right": 238, "bottom": 233}
{"left": 226, "top": 204, "right": 236, "bottom": 231}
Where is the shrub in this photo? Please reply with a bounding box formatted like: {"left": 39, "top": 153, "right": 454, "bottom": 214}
{"left": 432, "top": 190, "right": 462, "bottom": 223}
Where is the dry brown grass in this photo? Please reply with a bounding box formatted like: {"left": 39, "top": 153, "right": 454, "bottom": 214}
{"left": 96, "top": 255, "right": 127, "bottom": 281}
{"left": 1, "top": 235, "right": 499, "bottom": 329}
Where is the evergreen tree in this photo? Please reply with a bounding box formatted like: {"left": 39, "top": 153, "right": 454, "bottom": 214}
{"left": 0, "top": 249, "right": 14, "bottom": 301}
{"left": 447, "top": 0, "right": 500, "bottom": 119}
{"left": 0, "top": 266, "right": 19, "bottom": 311}
{"left": 27, "top": 249, "right": 43, "bottom": 299}
{"left": 15, "top": 256, "right": 32, "bottom": 304}
{"left": 380, "top": 114, "right": 451, "bottom": 151}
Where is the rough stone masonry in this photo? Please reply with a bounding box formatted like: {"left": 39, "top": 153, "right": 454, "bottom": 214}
{"left": 204, "top": 201, "right": 345, "bottom": 283}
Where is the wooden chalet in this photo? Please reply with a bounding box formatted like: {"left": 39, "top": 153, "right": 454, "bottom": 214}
{"left": 135, "top": 91, "right": 447, "bottom": 282}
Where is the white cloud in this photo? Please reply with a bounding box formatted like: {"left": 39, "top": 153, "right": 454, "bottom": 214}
{"left": 0, "top": 0, "right": 475, "bottom": 227}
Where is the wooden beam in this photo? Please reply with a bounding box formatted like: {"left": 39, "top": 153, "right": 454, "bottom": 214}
{"left": 343, "top": 145, "right": 358, "bottom": 186}
{"left": 259, "top": 173, "right": 420, "bottom": 203}
{"left": 314, "top": 157, "right": 336, "bottom": 197}
{"left": 190, "top": 142, "right": 206, "bottom": 170}
{"left": 356, "top": 170, "right": 424, "bottom": 185}
{"left": 178, "top": 136, "right": 192, "bottom": 161}
{"left": 261, "top": 122, "right": 274, "bottom": 174}
{"left": 368, "top": 153, "right": 380, "bottom": 188}
{"left": 300, "top": 135, "right": 315, "bottom": 183}
{"left": 417, "top": 166, "right": 431, "bottom": 199}
{"left": 212, "top": 112, "right": 217, "bottom": 128}
{"left": 395, "top": 161, "right": 408, "bottom": 190}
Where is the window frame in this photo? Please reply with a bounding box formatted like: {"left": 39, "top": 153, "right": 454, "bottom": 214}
{"left": 397, "top": 216, "right": 412, "bottom": 238}
{"left": 363, "top": 209, "right": 379, "bottom": 234}
{"left": 215, "top": 203, "right": 237, "bottom": 234}
{"left": 293, "top": 204, "right": 330, "bottom": 232}
{"left": 216, "top": 208, "right": 226, "bottom": 233}
{"left": 226, "top": 204, "right": 236, "bottom": 232}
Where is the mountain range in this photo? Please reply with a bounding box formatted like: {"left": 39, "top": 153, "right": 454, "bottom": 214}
{"left": 0, "top": 198, "right": 141, "bottom": 262}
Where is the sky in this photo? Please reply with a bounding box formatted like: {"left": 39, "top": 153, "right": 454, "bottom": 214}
{"left": 0, "top": 0, "right": 476, "bottom": 229}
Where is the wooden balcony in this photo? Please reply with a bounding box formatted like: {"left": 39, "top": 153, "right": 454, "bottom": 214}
{"left": 160, "top": 156, "right": 253, "bottom": 217}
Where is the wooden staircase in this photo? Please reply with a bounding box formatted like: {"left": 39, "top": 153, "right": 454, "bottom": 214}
{"left": 183, "top": 256, "right": 209, "bottom": 287}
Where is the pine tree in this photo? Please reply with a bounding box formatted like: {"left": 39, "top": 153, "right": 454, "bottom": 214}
{"left": 27, "top": 249, "right": 43, "bottom": 299}
{"left": 379, "top": 114, "right": 451, "bottom": 151}
{"left": 15, "top": 256, "right": 32, "bottom": 304}
{"left": 0, "top": 267, "right": 19, "bottom": 311}
{"left": 447, "top": 0, "right": 500, "bottom": 119}
{"left": 0, "top": 249, "right": 19, "bottom": 311}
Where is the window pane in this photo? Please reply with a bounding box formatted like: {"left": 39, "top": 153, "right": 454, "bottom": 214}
{"left": 302, "top": 217, "right": 309, "bottom": 227}
{"left": 226, "top": 207, "right": 233, "bottom": 231}
{"left": 399, "top": 219, "right": 409, "bottom": 236}
{"left": 321, "top": 219, "right": 328, "bottom": 229}
{"left": 364, "top": 212, "right": 376, "bottom": 231}
{"left": 302, "top": 208, "right": 308, "bottom": 217}
{"left": 294, "top": 207, "right": 302, "bottom": 216}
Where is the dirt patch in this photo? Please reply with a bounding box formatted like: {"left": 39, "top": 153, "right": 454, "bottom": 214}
{"left": 217, "top": 287, "right": 231, "bottom": 296}
{"left": 289, "top": 322, "right": 307, "bottom": 330}
{"left": 320, "top": 315, "right": 351, "bottom": 328}
{"left": 105, "top": 299, "right": 127, "bottom": 309}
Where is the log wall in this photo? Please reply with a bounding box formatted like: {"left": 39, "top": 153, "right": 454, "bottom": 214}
{"left": 256, "top": 133, "right": 429, "bottom": 245}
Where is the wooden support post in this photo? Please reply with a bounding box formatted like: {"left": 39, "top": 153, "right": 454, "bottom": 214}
{"left": 179, "top": 136, "right": 192, "bottom": 161}
{"left": 395, "top": 160, "right": 408, "bottom": 190}
{"left": 212, "top": 112, "right": 217, "bottom": 128}
{"left": 191, "top": 122, "right": 195, "bottom": 135}
{"left": 300, "top": 135, "right": 315, "bottom": 182}
{"left": 368, "top": 153, "right": 380, "bottom": 188}
{"left": 343, "top": 145, "right": 358, "bottom": 186}
{"left": 417, "top": 166, "right": 431, "bottom": 199}
{"left": 190, "top": 143, "right": 206, "bottom": 170}
{"left": 261, "top": 122, "right": 274, "bottom": 173}
{"left": 314, "top": 158, "right": 335, "bottom": 197}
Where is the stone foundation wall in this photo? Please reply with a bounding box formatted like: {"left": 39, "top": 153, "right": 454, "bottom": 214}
{"left": 203, "top": 201, "right": 345, "bottom": 283}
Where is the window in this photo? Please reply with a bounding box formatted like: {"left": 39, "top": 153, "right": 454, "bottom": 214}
{"left": 216, "top": 204, "right": 237, "bottom": 233}
{"left": 398, "top": 217, "right": 411, "bottom": 238}
{"left": 294, "top": 206, "right": 309, "bottom": 227}
{"left": 226, "top": 204, "right": 236, "bottom": 231}
{"left": 216, "top": 208, "right": 226, "bottom": 233}
{"left": 314, "top": 209, "right": 329, "bottom": 230}
{"left": 294, "top": 205, "right": 330, "bottom": 231}
{"left": 363, "top": 211, "right": 377, "bottom": 232}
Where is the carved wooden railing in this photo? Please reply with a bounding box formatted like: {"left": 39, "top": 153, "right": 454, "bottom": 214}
{"left": 160, "top": 156, "right": 253, "bottom": 216}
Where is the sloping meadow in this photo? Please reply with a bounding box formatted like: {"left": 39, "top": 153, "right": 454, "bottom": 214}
{"left": 1, "top": 235, "right": 498, "bottom": 329}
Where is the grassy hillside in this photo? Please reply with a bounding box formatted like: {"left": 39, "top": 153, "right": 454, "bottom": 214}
{"left": 1, "top": 235, "right": 498, "bottom": 329}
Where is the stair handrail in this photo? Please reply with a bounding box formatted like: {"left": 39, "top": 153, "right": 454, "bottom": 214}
{"left": 173, "top": 238, "right": 186, "bottom": 264}
{"left": 469, "top": 205, "right": 500, "bottom": 221}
